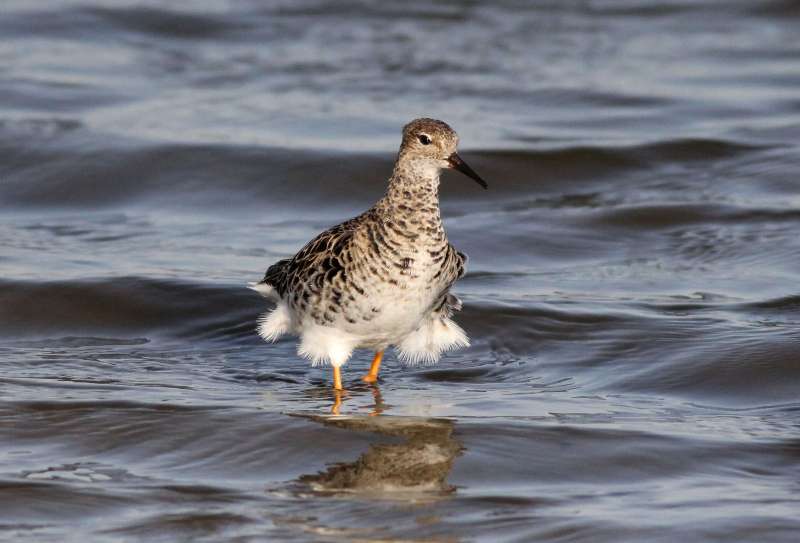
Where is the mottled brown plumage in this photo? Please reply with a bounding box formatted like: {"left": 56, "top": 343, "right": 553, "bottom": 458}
{"left": 251, "top": 118, "right": 487, "bottom": 375}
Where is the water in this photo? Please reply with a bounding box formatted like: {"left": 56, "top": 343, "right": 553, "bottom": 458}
{"left": 2, "top": 1, "right": 800, "bottom": 541}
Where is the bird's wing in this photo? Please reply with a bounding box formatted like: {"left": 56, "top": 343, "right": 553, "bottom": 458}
{"left": 258, "top": 214, "right": 364, "bottom": 299}
{"left": 431, "top": 245, "right": 468, "bottom": 316}
{"left": 438, "top": 244, "right": 467, "bottom": 284}
{"left": 257, "top": 257, "right": 292, "bottom": 296}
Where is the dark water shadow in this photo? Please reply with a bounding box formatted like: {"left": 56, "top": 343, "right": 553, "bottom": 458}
{"left": 293, "top": 414, "right": 463, "bottom": 496}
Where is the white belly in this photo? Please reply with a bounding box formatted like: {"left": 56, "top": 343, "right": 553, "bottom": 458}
{"left": 348, "top": 279, "right": 439, "bottom": 348}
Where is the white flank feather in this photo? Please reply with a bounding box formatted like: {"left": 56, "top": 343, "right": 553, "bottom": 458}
{"left": 248, "top": 282, "right": 279, "bottom": 302}
{"left": 297, "top": 324, "right": 358, "bottom": 368}
{"left": 256, "top": 301, "right": 291, "bottom": 342}
{"left": 396, "top": 316, "right": 470, "bottom": 365}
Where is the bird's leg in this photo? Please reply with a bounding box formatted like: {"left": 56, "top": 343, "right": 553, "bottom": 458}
{"left": 330, "top": 367, "right": 344, "bottom": 415}
{"left": 361, "top": 350, "right": 383, "bottom": 383}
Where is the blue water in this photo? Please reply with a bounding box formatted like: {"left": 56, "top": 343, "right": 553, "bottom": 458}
{"left": 1, "top": 1, "right": 799, "bottom": 541}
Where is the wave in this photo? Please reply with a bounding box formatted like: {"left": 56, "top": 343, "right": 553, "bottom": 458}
{"left": 580, "top": 202, "right": 800, "bottom": 230}
{"left": 747, "top": 0, "right": 800, "bottom": 18}
{"left": 480, "top": 137, "right": 768, "bottom": 187}
{"left": 0, "top": 132, "right": 770, "bottom": 210}
{"left": 0, "top": 5, "right": 248, "bottom": 41}
{"left": 0, "top": 138, "right": 391, "bottom": 210}
{"left": 86, "top": 6, "right": 249, "bottom": 40}
{"left": 0, "top": 277, "right": 261, "bottom": 343}
{"left": 741, "top": 295, "right": 800, "bottom": 313}
{"left": 451, "top": 295, "right": 800, "bottom": 405}
{"left": 3, "top": 275, "right": 798, "bottom": 405}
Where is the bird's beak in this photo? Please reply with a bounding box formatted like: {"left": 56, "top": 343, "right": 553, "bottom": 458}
{"left": 447, "top": 153, "right": 488, "bottom": 189}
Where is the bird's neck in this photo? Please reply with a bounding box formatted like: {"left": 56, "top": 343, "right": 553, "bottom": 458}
{"left": 380, "top": 160, "right": 441, "bottom": 214}
{"left": 374, "top": 158, "right": 444, "bottom": 241}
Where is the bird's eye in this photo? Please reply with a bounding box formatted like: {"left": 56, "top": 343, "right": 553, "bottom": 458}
{"left": 418, "top": 134, "right": 432, "bottom": 145}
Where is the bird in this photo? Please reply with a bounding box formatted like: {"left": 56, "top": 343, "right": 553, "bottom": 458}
{"left": 250, "top": 118, "right": 487, "bottom": 390}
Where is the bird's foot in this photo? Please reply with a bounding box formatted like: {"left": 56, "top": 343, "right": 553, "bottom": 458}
{"left": 360, "top": 351, "right": 383, "bottom": 385}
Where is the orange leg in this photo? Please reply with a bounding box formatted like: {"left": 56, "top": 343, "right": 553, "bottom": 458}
{"left": 333, "top": 366, "right": 343, "bottom": 390}
{"left": 361, "top": 350, "right": 383, "bottom": 383}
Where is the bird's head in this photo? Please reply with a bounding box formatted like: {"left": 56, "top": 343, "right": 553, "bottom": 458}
{"left": 398, "top": 118, "right": 488, "bottom": 189}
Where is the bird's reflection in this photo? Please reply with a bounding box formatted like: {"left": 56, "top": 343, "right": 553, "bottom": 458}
{"left": 330, "top": 384, "right": 385, "bottom": 416}
{"left": 330, "top": 388, "right": 344, "bottom": 416}
{"left": 275, "top": 389, "right": 464, "bottom": 540}
{"left": 296, "top": 407, "right": 462, "bottom": 495}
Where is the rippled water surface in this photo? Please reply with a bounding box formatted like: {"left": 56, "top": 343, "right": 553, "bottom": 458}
{"left": 2, "top": 1, "right": 800, "bottom": 541}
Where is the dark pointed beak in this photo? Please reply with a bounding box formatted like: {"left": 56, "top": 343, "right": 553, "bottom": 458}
{"left": 447, "top": 153, "right": 488, "bottom": 189}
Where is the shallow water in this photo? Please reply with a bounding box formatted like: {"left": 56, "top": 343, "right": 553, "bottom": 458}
{"left": 2, "top": 1, "right": 800, "bottom": 541}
